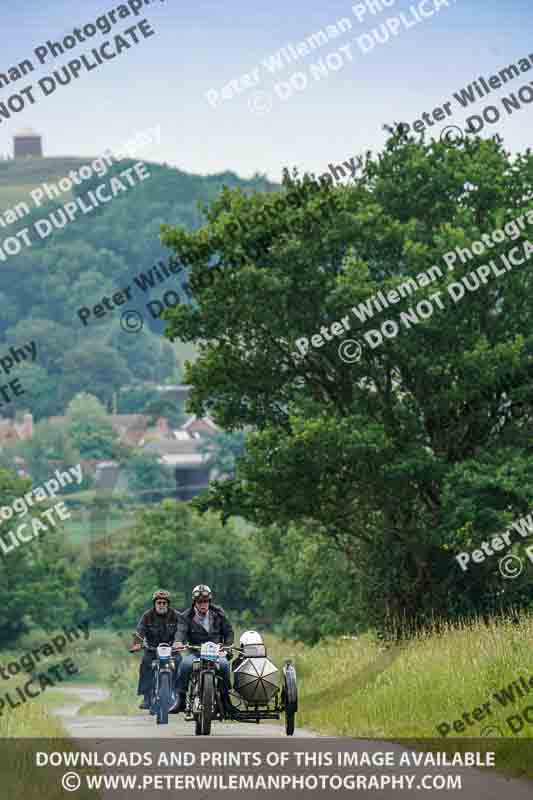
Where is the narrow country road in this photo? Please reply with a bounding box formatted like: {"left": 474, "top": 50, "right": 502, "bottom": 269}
{"left": 51, "top": 685, "right": 317, "bottom": 737}
{"left": 49, "top": 686, "right": 533, "bottom": 799}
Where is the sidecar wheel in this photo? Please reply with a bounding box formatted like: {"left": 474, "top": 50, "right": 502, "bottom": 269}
{"left": 283, "top": 665, "right": 297, "bottom": 736}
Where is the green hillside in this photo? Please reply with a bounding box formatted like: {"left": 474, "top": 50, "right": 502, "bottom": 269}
{"left": 0, "top": 156, "right": 279, "bottom": 419}
{"left": 0, "top": 156, "right": 278, "bottom": 214}
{"left": 0, "top": 157, "right": 91, "bottom": 209}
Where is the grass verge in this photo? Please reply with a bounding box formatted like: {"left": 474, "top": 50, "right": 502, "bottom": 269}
{"left": 0, "top": 686, "right": 97, "bottom": 798}
{"left": 267, "top": 615, "right": 533, "bottom": 780}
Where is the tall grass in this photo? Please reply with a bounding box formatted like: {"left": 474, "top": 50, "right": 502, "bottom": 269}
{"left": 0, "top": 686, "right": 97, "bottom": 798}
{"left": 267, "top": 615, "right": 533, "bottom": 779}
{"left": 0, "top": 628, "right": 109, "bottom": 797}
{"left": 0, "top": 625, "right": 126, "bottom": 735}
{"left": 269, "top": 616, "right": 533, "bottom": 740}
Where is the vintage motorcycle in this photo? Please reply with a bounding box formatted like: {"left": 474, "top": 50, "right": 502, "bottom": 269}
{"left": 177, "top": 631, "right": 298, "bottom": 736}
{"left": 131, "top": 636, "right": 180, "bottom": 725}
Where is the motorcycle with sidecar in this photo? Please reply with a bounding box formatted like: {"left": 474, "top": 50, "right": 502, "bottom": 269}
{"left": 176, "top": 631, "right": 298, "bottom": 736}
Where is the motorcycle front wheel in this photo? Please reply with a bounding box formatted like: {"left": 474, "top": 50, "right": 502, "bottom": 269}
{"left": 157, "top": 672, "right": 171, "bottom": 725}
{"left": 195, "top": 672, "right": 214, "bottom": 735}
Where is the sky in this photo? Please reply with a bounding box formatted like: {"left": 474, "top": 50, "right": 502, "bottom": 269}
{"left": 0, "top": 0, "right": 531, "bottom": 184}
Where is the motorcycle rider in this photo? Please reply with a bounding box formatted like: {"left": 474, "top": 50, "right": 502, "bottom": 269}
{"left": 170, "top": 584, "right": 234, "bottom": 713}
{"left": 129, "top": 589, "right": 182, "bottom": 710}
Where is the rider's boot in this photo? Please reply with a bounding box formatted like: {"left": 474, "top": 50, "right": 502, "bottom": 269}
{"left": 169, "top": 691, "right": 186, "bottom": 714}
{"left": 139, "top": 693, "right": 150, "bottom": 710}
{"left": 222, "top": 691, "right": 236, "bottom": 718}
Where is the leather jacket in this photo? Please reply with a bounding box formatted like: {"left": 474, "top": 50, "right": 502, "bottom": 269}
{"left": 133, "top": 607, "right": 181, "bottom": 649}
{"left": 176, "top": 604, "right": 234, "bottom": 647}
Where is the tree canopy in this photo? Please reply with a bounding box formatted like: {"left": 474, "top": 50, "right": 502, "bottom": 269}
{"left": 161, "top": 129, "right": 533, "bottom": 631}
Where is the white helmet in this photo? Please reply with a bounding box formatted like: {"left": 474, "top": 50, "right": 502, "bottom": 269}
{"left": 239, "top": 630, "right": 266, "bottom": 657}
{"left": 192, "top": 584, "right": 212, "bottom": 602}
{"left": 240, "top": 631, "right": 263, "bottom": 647}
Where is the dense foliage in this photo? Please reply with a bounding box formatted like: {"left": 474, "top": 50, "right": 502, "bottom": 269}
{"left": 101, "top": 501, "right": 259, "bottom": 626}
{"left": 0, "top": 469, "right": 86, "bottom": 642}
{"left": 197, "top": 430, "right": 247, "bottom": 478}
{"left": 161, "top": 130, "right": 533, "bottom": 633}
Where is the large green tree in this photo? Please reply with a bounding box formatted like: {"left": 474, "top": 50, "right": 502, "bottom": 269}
{"left": 2, "top": 362, "right": 59, "bottom": 420}
{"left": 66, "top": 392, "right": 122, "bottom": 459}
{"left": 0, "top": 161, "right": 277, "bottom": 422}
{"left": 197, "top": 430, "right": 247, "bottom": 478}
{"left": 160, "top": 130, "right": 533, "bottom": 631}
{"left": 122, "top": 452, "right": 175, "bottom": 502}
{"left": 250, "top": 523, "right": 365, "bottom": 644}
{"left": 4, "top": 318, "right": 72, "bottom": 375}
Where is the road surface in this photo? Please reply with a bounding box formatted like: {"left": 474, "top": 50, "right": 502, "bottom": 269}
{"left": 49, "top": 686, "right": 533, "bottom": 799}
{"left": 52, "top": 686, "right": 316, "bottom": 737}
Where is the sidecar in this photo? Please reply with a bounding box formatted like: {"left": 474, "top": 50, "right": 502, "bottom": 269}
{"left": 228, "top": 631, "right": 298, "bottom": 735}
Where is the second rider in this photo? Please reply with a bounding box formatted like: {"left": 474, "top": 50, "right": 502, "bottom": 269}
{"left": 170, "top": 584, "right": 234, "bottom": 713}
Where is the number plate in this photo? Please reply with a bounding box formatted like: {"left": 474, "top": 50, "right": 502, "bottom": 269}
{"left": 200, "top": 641, "right": 220, "bottom": 660}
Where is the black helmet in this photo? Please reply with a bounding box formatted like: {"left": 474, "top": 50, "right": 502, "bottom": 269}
{"left": 192, "top": 584, "right": 212, "bottom": 602}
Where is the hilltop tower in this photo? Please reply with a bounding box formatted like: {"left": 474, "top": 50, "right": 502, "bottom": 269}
{"left": 13, "top": 128, "right": 43, "bottom": 159}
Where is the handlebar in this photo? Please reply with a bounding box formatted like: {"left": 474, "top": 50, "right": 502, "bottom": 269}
{"left": 129, "top": 638, "right": 182, "bottom": 654}
{"left": 129, "top": 637, "right": 244, "bottom": 656}
{"left": 175, "top": 644, "right": 243, "bottom": 655}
